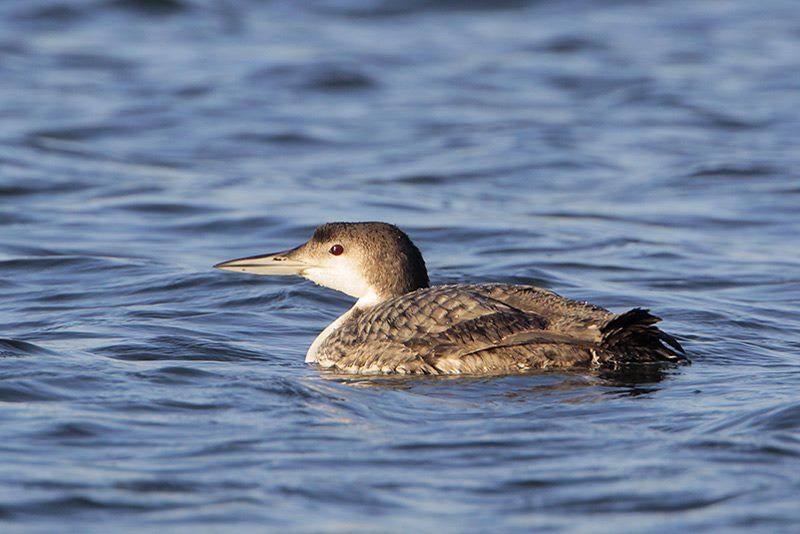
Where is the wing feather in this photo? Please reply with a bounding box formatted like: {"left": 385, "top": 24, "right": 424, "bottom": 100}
{"left": 317, "top": 284, "right": 609, "bottom": 374}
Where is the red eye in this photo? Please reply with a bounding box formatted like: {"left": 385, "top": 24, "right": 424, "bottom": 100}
{"left": 329, "top": 244, "right": 344, "bottom": 256}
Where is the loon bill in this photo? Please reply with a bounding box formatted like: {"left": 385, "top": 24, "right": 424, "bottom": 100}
{"left": 214, "top": 222, "right": 686, "bottom": 375}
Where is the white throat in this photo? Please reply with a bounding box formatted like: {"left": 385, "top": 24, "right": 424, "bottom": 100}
{"left": 304, "top": 289, "right": 382, "bottom": 363}
{"left": 302, "top": 258, "right": 370, "bottom": 300}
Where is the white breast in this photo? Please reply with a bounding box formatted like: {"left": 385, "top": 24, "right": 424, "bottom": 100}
{"left": 304, "top": 292, "right": 380, "bottom": 363}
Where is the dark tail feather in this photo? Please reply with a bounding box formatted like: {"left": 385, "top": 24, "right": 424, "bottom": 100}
{"left": 600, "top": 308, "right": 687, "bottom": 365}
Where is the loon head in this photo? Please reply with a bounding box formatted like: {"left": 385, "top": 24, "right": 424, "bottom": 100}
{"left": 214, "top": 222, "right": 430, "bottom": 306}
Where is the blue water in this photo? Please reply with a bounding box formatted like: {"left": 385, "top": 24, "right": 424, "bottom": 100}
{"left": 2, "top": 0, "right": 799, "bottom": 530}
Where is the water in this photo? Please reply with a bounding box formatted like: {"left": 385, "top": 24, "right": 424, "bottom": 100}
{"left": 1, "top": 0, "right": 799, "bottom": 530}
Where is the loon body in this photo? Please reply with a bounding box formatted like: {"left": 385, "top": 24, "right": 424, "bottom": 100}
{"left": 215, "top": 222, "right": 685, "bottom": 375}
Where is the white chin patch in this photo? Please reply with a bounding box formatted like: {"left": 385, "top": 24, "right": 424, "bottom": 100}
{"left": 303, "top": 262, "right": 370, "bottom": 299}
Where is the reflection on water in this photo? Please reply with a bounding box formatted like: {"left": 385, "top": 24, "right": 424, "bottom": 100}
{"left": 1, "top": 0, "right": 800, "bottom": 530}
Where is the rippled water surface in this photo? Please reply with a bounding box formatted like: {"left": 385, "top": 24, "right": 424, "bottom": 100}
{"left": 2, "top": 0, "right": 800, "bottom": 530}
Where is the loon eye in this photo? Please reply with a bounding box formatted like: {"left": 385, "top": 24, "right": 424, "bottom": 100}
{"left": 329, "top": 244, "right": 344, "bottom": 256}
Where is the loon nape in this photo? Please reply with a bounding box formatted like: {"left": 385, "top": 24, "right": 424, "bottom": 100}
{"left": 214, "top": 222, "right": 686, "bottom": 375}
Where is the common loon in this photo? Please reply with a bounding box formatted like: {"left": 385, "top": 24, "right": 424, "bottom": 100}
{"left": 214, "top": 222, "right": 686, "bottom": 375}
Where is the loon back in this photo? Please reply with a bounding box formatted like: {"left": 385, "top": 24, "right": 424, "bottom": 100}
{"left": 313, "top": 284, "right": 684, "bottom": 375}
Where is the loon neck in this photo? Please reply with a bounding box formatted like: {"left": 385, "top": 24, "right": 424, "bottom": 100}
{"left": 355, "top": 289, "right": 382, "bottom": 309}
